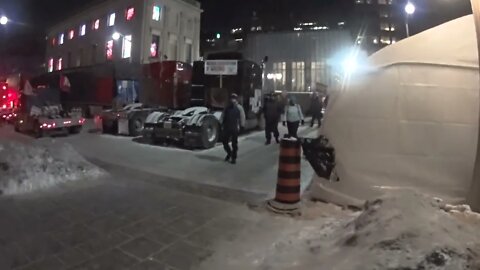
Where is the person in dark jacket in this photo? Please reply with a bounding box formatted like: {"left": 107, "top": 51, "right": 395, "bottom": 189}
{"left": 263, "top": 94, "right": 282, "bottom": 145}
{"left": 222, "top": 93, "right": 246, "bottom": 164}
{"left": 309, "top": 92, "right": 323, "bottom": 128}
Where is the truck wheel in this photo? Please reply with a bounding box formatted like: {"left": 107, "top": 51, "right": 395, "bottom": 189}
{"left": 200, "top": 117, "right": 219, "bottom": 149}
{"left": 128, "top": 115, "right": 144, "bottom": 137}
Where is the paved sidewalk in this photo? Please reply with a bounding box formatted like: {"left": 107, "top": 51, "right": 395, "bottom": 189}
{"left": 0, "top": 175, "right": 260, "bottom": 270}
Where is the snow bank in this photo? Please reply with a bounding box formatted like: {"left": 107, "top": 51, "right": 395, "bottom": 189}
{"left": 198, "top": 192, "right": 480, "bottom": 270}
{"left": 0, "top": 141, "right": 103, "bottom": 195}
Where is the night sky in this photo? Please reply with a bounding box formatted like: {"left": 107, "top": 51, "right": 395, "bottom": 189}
{"left": 0, "top": 0, "right": 473, "bottom": 72}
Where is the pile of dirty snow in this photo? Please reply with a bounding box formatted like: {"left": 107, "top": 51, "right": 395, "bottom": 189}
{"left": 0, "top": 142, "right": 103, "bottom": 195}
{"left": 198, "top": 192, "right": 480, "bottom": 270}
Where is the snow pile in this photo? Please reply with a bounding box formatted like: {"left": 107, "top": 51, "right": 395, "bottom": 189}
{"left": 198, "top": 192, "right": 480, "bottom": 270}
{"left": 0, "top": 142, "right": 103, "bottom": 195}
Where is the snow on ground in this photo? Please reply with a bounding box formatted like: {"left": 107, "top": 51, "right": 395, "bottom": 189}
{"left": 198, "top": 191, "right": 480, "bottom": 270}
{"left": 0, "top": 141, "right": 104, "bottom": 195}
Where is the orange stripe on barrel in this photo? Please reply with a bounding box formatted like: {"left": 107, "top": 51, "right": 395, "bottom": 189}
{"left": 280, "top": 148, "right": 301, "bottom": 157}
{"left": 277, "top": 178, "right": 301, "bottom": 187}
{"left": 278, "top": 163, "right": 301, "bottom": 172}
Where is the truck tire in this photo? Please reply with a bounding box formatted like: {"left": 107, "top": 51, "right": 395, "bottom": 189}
{"left": 128, "top": 114, "right": 145, "bottom": 137}
{"left": 200, "top": 117, "right": 220, "bottom": 149}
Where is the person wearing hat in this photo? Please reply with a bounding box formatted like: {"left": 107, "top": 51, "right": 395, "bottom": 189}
{"left": 222, "top": 93, "right": 246, "bottom": 164}
{"left": 282, "top": 96, "right": 304, "bottom": 138}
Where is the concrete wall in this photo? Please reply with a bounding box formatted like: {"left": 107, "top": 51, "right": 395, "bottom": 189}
{"left": 244, "top": 30, "right": 353, "bottom": 92}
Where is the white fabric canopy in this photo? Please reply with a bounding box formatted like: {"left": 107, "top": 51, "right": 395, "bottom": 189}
{"left": 316, "top": 15, "right": 480, "bottom": 204}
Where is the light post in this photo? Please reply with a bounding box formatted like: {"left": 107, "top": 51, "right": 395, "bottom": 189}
{"left": 404, "top": 2, "right": 415, "bottom": 37}
{"left": 0, "top": 16, "right": 8, "bottom": 26}
{"left": 405, "top": 1, "right": 415, "bottom": 37}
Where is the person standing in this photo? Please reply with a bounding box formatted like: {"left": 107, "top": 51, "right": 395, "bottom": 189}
{"left": 283, "top": 97, "right": 304, "bottom": 138}
{"left": 309, "top": 92, "right": 323, "bottom": 128}
{"left": 263, "top": 94, "right": 282, "bottom": 145}
{"left": 222, "top": 93, "right": 245, "bottom": 164}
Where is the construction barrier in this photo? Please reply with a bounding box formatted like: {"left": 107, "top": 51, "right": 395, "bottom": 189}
{"left": 267, "top": 137, "right": 302, "bottom": 214}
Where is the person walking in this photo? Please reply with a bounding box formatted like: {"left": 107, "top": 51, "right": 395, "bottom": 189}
{"left": 283, "top": 97, "right": 304, "bottom": 138}
{"left": 222, "top": 93, "right": 245, "bottom": 164}
{"left": 263, "top": 94, "right": 282, "bottom": 145}
{"left": 309, "top": 92, "right": 323, "bottom": 128}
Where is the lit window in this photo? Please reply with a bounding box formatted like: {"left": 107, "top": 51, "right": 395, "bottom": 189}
{"left": 291, "top": 62, "right": 305, "bottom": 92}
{"left": 366, "top": 0, "right": 373, "bottom": 3}
{"left": 57, "top": 58, "right": 63, "bottom": 70}
{"left": 153, "top": 6, "right": 161, "bottom": 21}
{"left": 122, "top": 35, "right": 132, "bottom": 59}
{"left": 52, "top": 38, "right": 57, "bottom": 46}
{"left": 378, "top": 0, "right": 387, "bottom": 4}
{"left": 151, "top": 35, "right": 160, "bottom": 57}
{"left": 80, "top": 24, "right": 86, "bottom": 36}
{"left": 380, "top": 36, "right": 391, "bottom": 44}
{"left": 69, "top": 29, "right": 75, "bottom": 40}
{"left": 355, "top": 0, "right": 364, "bottom": 3}
{"left": 273, "top": 62, "right": 286, "bottom": 90}
{"left": 106, "top": 40, "right": 114, "bottom": 60}
{"left": 126, "top": 7, "right": 135, "bottom": 21}
{"left": 59, "top": 33, "right": 64, "bottom": 45}
{"left": 93, "top": 19, "right": 100, "bottom": 30}
{"left": 108, "top": 13, "right": 116, "bottom": 26}
{"left": 48, "top": 58, "right": 54, "bottom": 72}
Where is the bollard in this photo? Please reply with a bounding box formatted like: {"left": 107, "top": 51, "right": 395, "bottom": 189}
{"left": 267, "top": 137, "right": 302, "bottom": 214}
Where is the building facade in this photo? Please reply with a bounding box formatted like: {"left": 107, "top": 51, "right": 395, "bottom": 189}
{"left": 244, "top": 30, "right": 353, "bottom": 92}
{"left": 353, "top": 0, "right": 406, "bottom": 54}
{"left": 45, "top": 0, "right": 201, "bottom": 73}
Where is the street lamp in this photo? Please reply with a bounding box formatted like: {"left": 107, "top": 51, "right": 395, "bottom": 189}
{"left": 404, "top": 2, "right": 415, "bottom": 37}
{"left": 112, "top": 32, "right": 121, "bottom": 41}
{"left": 0, "top": 16, "right": 8, "bottom": 26}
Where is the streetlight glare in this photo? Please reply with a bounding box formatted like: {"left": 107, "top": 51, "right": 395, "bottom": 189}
{"left": 112, "top": 32, "right": 121, "bottom": 40}
{"left": 0, "top": 16, "right": 8, "bottom": 25}
{"left": 405, "top": 2, "right": 415, "bottom": 15}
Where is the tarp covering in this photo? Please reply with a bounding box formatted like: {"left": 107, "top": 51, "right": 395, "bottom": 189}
{"left": 319, "top": 15, "right": 480, "bottom": 203}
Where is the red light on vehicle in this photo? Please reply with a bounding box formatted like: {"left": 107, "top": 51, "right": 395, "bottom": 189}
{"left": 2, "top": 86, "right": 6, "bottom": 90}
{"left": 126, "top": 7, "right": 135, "bottom": 21}
{"left": 9, "top": 101, "right": 13, "bottom": 108}
{"left": 2, "top": 104, "right": 6, "bottom": 109}
{"left": 2, "top": 95, "right": 5, "bottom": 99}
{"left": 7, "top": 93, "right": 11, "bottom": 97}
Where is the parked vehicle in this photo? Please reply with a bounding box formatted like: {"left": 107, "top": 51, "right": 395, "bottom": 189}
{"left": 143, "top": 54, "right": 264, "bottom": 149}
{"left": 14, "top": 87, "right": 84, "bottom": 138}
{"left": 0, "top": 82, "right": 20, "bottom": 122}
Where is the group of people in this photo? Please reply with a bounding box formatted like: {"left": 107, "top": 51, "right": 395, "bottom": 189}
{"left": 221, "top": 92, "right": 326, "bottom": 165}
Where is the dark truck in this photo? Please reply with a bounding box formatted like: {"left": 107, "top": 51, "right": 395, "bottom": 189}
{"left": 14, "top": 87, "right": 84, "bottom": 138}
{"left": 143, "top": 54, "right": 264, "bottom": 149}
{"left": 100, "top": 61, "right": 191, "bottom": 136}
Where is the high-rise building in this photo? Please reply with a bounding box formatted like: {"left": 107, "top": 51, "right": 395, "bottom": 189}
{"left": 352, "top": 0, "right": 406, "bottom": 54}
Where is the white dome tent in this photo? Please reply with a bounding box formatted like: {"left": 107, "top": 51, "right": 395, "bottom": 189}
{"left": 312, "top": 15, "right": 480, "bottom": 206}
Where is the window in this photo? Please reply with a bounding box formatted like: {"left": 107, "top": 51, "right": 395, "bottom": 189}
{"left": 48, "top": 58, "right": 54, "bottom": 72}
{"left": 355, "top": 0, "right": 364, "bottom": 3}
{"left": 378, "top": 0, "right": 387, "bottom": 4}
{"left": 51, "top": 38, "right": 57, "bottom": 46}
{"left": 125, "top": 7, "right": 135, "bottom": 21}
{"left": 380, "top": 36, "right": 391, "bottom": 44}
{"left": 80, "top": 24, "right": 86, "bottom": 36}
{"left": 108, "top": 13, "right": 116, "bottom": 26}
{"left": 69, "top": 29, "right": 75, "bottom": 40}
{"left": 59, "top": 33, "right": 64, "bottom": 45}
{"left": 106, "top": 40, "right": 114, "bottom": 60}
{"left": 366, "top": 0, "right": 373, "bottom": 4}
{"left": 185, "top": 40, "right": 192, "bottom": 63}
{"left": 380, "top": 11, "right": 390, "bottom": 18}
{"left": 273, "top": 62, "right": 286, "bottom": 90}
{"left": 57, "top": 58, "right": 63, "bottom": 70}
{"left": 311, "top": 62, "right": 327, "bottom": 89}
{"left": 388, "top": 0, "right": 394, "bottom": 4}
{"left": 153, "top": 5, "right": 161, "bottom": 21}
{"left": 122, "top": 35, "right": 132, "bottom": 59}
{"left": 292, "top": 62, "right": 305, "bottom": 92}
{"left": 150, "top": 35, "right": 160, "bottom": 58}
{"left": 93, "top": 19, "right": 100, "bottom": 30}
